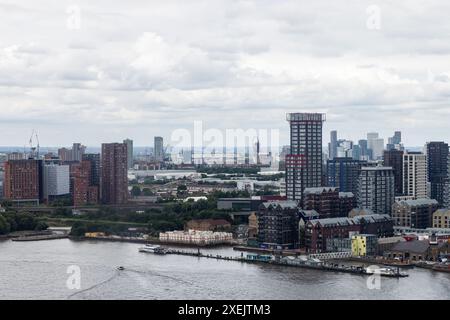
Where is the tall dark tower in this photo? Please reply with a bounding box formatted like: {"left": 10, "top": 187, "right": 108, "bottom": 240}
{"left": 286, "top": 113, "right": 325, "bottom": 202}
{"left": 426, "top": 141, "right": 449, "bottom": 205}
{"left": 101, "top": 143, "right": 128, "bottom": 205}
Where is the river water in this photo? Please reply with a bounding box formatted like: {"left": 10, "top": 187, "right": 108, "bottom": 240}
{"left": 0, "top": 239, "right": 449, "bottom": 300}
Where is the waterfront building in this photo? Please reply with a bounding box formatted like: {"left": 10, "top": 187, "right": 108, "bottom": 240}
{"left": 101, "top": 143, "right": 129, "bottom": 205}
{"left": 3, "top": 159, "right": 42, "bottom": 204}
{"left": 285, "top": 113, "right": 325, "bottom": 203}
{"left": 154, "top": 136, "right": 164, "bottom": 162}
{"left": 124, "top": 139, "right": 134, "bottom": 169}
{"left": 357, "top": 166, "right": 395, "bottom": 215}
{"left": 159, "top": 230, "right": 233, "bottom": 245}
{"left": 351, "top": 234, "right": 377, "bottom": 257}
{"left": 257, "top": 201, "right": 299, "bottom": 249}
{"left": 304, "top": 214, "right": 393, "bottom": 253}
{"left": 432, "top": 209, "right": 450, "bottom": 229}
{"left": 327, "top": 157, "right": 365, "bottom": 196}
{"left": 383, "top": 149, "right": 404, "bottom": 196}
{"left": 42, "top": 163, "right": 70, "bottom": 202}
{"left": 392, "top": 199, "right": 439, "bottom": 229}
{"left": 426, "top": 141, "right": 449, "bottom": 205}
{"left": 402, "top": 151, "right": 428, "bottom": 199}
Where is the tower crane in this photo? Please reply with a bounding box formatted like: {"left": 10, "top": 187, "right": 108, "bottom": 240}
{"left": 29, "top": 129, "right": 40, "bottom": 159}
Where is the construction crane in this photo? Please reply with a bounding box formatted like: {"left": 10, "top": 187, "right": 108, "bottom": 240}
{"left": 29, "top": 129, "right": 40, "bottom": 159}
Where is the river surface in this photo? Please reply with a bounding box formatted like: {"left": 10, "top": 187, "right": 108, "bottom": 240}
{"left": 0, "top": 239, "right": 449, "bottom": 300}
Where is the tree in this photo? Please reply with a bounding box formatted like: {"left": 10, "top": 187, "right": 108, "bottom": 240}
{"left": 131, "top": 186, "right": 141, "bottom": 197}
{"left": 0, "top": 215, "right": 10, "bottom": 235}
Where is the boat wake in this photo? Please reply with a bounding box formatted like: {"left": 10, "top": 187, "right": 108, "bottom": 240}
{"left": 66, "top": 270, "right": 120, "bottom": 300}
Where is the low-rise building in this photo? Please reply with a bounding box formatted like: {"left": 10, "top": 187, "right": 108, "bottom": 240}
{"left": 305, "top": 214, "right": 393, "bottom": 253}
{"left": 159, "top": 230, "right": 233, "bottom": 245}
{"left": 433, "top": 209, "right": 450, "bottom": 229}
{"left": 351, "top": 234, "right": 377, "bottom": 257}
{"left": 392, "top": 199, "right": 439, "bottom": 229}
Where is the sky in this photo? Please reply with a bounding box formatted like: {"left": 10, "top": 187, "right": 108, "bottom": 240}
{"left": 0, "top": 0, "right": 449, "bottom": 148}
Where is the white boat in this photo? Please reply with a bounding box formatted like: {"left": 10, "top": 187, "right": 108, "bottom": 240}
{"left": 138, "top": 244, "right": 167, "bottom": 254}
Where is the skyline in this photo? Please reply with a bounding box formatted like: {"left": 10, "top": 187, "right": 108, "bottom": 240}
{"left": 1, "top": 0, "right": 450, "bottom": 146}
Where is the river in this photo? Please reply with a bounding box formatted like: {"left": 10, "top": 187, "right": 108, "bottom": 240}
{"left": 0, "top": 239, "right": 449, "bottom": 300}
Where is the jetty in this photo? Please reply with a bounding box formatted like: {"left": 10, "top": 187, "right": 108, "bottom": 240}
{"left": 159, "top": 248, "right": 409, "bottom": 278}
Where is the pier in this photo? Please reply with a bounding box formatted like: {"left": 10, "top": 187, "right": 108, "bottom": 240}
{"left": 159, "top": 248, "right": 408, "bottom": 278}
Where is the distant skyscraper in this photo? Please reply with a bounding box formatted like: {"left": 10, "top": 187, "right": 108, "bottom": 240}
{"left": 123, "top": 139, "right": 133, "bottom": 169}
{"left": 358, "top": 166, "right": 395, "bottom": 215}
{"left": 154, "top": 136, "right": 164, "bottom": 162}
{"left": 328, "top": 130, "right": 338, "bottom": 160}
{"left": 101, "top": 143, "right": 128, "bottom": 205}
{"left": 426, "top": 142, "right": 449, "bottom": 205}
{"left": 403, "top": 152, "right": 428, "bottom": 199}
{"left": 387, "top": 131, "right": 402, "bottom": 151}
{"left": 367, "top": 133, "right": 384, "bottom": 160}
{"left": 71, "top": 143, "right": 85, "bottom": 162}
{"left": 286, "top": 113, "right": 325, "bottom": 202}
{"left": 383, "top": 149, "right": 404, "bottom": 196}
{"left": 358, "top": 139, "right": 368, "bottom": 159}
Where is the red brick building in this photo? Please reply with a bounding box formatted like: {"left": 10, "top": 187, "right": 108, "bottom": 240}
{"left": 305, "top": 214, "right": 394, "bottom": 253}
{"left": 101, "top": 143, "right": 128, "bottom": 205}
{"left": 3, "top": 160, "right": 42, "bottom": 203}
{"left": 71, "top": 160, "right": 99, "bottom": 206}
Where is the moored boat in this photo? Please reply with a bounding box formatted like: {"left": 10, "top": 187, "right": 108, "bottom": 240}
{"left": 139, "top": 244, "right": 167, "bottom": 255}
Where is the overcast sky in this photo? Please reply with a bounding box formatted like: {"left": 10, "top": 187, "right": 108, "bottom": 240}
{"left": 0, "top": 0, "right": 449, "bottom": 148}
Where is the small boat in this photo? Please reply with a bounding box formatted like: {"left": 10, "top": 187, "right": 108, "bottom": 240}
{"left": 139, "top": 244, "right": 167, "bottom": 255}
{"left": 117, "top": 266, "right": 125, "bottom": 271}
{"left": 432, "top": 264, "right": 450, "bottom": 273}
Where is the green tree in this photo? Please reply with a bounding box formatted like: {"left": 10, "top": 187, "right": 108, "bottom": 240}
{"left": 131, "top": 186, "right": 142, "bottom": 197}
{"left": 0, "top": 215, "right": 11, "bottom": 235}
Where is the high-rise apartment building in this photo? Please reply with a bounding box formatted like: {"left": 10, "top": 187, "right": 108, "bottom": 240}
{"left": 123, "top": 139, "right": 133, "bottom": 169}
{"left": 82, "top": 153, "right": 101, "bottom": 187}
{"left": 101, "top": 143, "right": 128, "bottom": 205}
{"left": 426, "top": 142, "right": 449, "bottom": 205}
{"left": 154, "top": 136, "right": 164, "bottom": 162}
{"left": 444, "top": 153, "right": 450, "bottom": 208}
{"left": 3, "top": 159, "right": 43, "bottom": 203}
{"left": 71, "top": 160, "right": 99, "bottom": 206}
{"left": 285, "top": 113, "right": 325, "bottom": 202}
{"left": 383, "top": 149, "right": 404, "bottom": 196}
{"left": 402, "top": 151, "right": 428, "bottom": 199}
{"left": 358, "top": 166, "right": 395, "bottom": 215}
{"left": 327, "top": 157, "right": 366, "bottom": 196}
